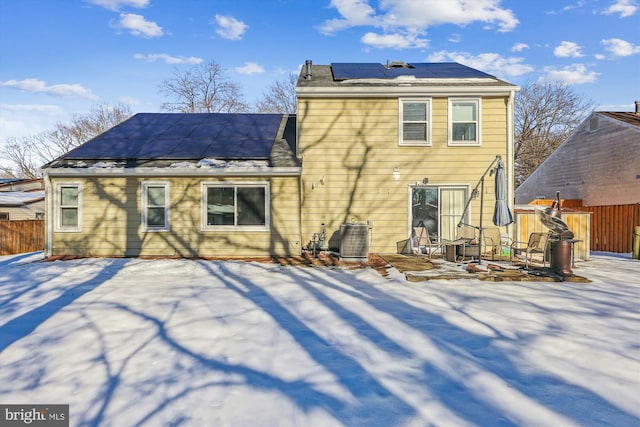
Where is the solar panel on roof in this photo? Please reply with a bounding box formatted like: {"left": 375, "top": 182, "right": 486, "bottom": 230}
{"left": 102, "top": 139, "right": 145, "bottom": 159}
{"left": 63, "top": 113, "right": 284, "bottom": 161}
{"left": 331, "top": 62, "right": 495, "bottom": 80}
{"left": 231, "top": 140, "right": 272, "bottom": 159}
{"left": 136, "top": 139, "right": 183, "bottom": 159}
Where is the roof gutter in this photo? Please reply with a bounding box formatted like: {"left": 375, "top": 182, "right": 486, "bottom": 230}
{"left": 507, "top": 89, "right": 516, "bottom": 238}
{"left": 41, "top": 166, "right": 302, "bottom": 177}
{"left": 297, "top": 85, "right": 520, "bottom": 98}
{"left": 43, "top": 172, "right": 53, "bottom": 258}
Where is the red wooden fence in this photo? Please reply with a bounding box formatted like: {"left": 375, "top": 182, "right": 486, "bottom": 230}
{"left": 574, "top": 204, "right": 640, "bottom": 253}
{"left": 0, "top": 220, "right": 44, "bottom": 255}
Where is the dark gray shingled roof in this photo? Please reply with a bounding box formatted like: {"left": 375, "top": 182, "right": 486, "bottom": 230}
{"left": 46, "top": 113, "right": 299, "bottom": 168}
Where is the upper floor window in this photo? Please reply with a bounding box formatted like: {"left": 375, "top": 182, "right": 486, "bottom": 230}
{"left": 142, "top": 182, "right": 169, "bottom": 231}
{"left": 449, "top": 98, "right": 481, "bottom": 146}
{"left": 56, "top": 183, "right": 82, "bottom": 232}
{"left": 202, "top": 182, "right": 269, "bottom": 231}
{"left": 399, "top": 98, "right": 431, "bottom": 146}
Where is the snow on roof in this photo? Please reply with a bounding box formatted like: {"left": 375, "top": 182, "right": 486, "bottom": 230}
{"left": 0, "top": 190, "right": 45, "bottom": 206}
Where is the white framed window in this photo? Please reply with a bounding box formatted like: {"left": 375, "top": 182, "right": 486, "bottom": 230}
{"left": 55, "top": 183, "right": 82, "bottom": 232}
{"left": 449, "top": 98, "right": 481, "bottom": 146}
{"left": 142, "top": 182, "right": 170, "bottom": 231}
{"left": 201, "top": 182, "right": 269, "bottom": 231}
{"left": 399, "top": 98, "right": 431, "bottom": 146}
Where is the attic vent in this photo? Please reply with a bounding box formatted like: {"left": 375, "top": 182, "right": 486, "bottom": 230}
{"left": 340, "top": 223, "right": 369, "bottom": 261}
{"left": 386, "top": 60, "right": 413, "bottom": 69}
{"left": 589, "top": 116, "right": 599, "bottom": 132}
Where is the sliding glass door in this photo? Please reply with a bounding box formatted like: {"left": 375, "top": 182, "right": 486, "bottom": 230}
{"left": 410, "top": 186, "right": 468, "bottom": 240}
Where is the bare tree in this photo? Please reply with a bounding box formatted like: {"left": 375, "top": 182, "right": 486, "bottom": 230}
{"left": 159, "top": 60, "right": 249, "bottom": 113}
{"left": 256, "top": 73, "right": 297, "bottom": 114}
{"left": 1, "top": 136, "right": 43, "bottom": 179}
{"left": 0, "top": 103, "right": 132, "bottom": 178}
{"left": 514, "top": 82, "right": 595, "bottom": 187}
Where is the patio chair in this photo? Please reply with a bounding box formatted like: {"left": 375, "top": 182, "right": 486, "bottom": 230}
{"left": 511, "top": 232, "right": 550, "bottom": 267}
{"left": 481, "top": 227, "right": 511, "bottom": 260}
{"left": 411, "top": 226, "right": 441, "bottom": 259}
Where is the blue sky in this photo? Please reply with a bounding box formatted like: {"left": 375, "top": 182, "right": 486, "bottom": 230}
{"left": 1, "top": 0, "right": 639, "bottom": 143}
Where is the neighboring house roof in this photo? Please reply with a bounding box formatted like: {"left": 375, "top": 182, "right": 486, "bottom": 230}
{"left": 297, "top": 62, "right": 518, "bottom": 95}
{"left": 515, "top": 110, "right": 640, "bottom": 205}
{"left": 0, "top": 190, "right": 45, "bottom": 207}
{"left": 43, "top": 113, "right": 299, "bottom": 172}
{"left": 598, "top": 111, "right": 640, "bottom": 127}
{"left": 0, "top": 178, "right": 43, "bottom": 192}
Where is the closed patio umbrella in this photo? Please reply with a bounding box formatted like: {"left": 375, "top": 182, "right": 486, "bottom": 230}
{"left": 492, "top": 159, "right": 514, "bottom": 226}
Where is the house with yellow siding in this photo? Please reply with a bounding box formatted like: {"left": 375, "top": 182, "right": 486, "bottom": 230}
{"left": 297, "top": 62, "right": 519, "bottom": 255}
{"left": 41, "top": 61, "right": 519, "bottom": 259}
{"left": 41, "top": 113, "right": 301, "bottom": 258}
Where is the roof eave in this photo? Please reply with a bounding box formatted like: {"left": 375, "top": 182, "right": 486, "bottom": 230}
{"left": 296, "top": 84, "right": 520, "bottom": 97}
{"left": 41, "top": 166, "right": 302, "bottom": 177}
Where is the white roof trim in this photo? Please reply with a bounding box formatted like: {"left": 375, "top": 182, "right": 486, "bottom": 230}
{"left": 297, "top": 85, "right": 519, "bottom": 97}
{"left": 340, "top": 77, "right": 500, "bottom": 84}
{"left": 42, "top": 166, "right": 301, "bottom": 177}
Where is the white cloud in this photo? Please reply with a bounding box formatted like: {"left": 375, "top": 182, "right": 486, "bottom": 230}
{"left": 84, "top": 0, "right": 149, "bottom": 11}
{"left": 235, "top": 62, "right": 264, "bottom": 75}
{"left": 319, "top": 0, "right": 379, "bottom": 33}
{"left": 133, "top": 53, "right": 202, "bottom": 64}
{"left": 321, "top": 0, "right": 518, "bottom": 35}
{"left": 511, "top": 42, "right": 529, "bottom": 52}
{"left": 601, "top": 38, "right": 640, "bottom": 56}
{"left": 602, "top": 0, "right": 638, "bottom": 18}
{"left": 117, "top": 96, "right": 143, "bottom": 106}
{"left": 448, "top": 33, "right": 462, "bottom": 43}
{"left": 554, "top": 41, "right": 585, "bottom": 58}
{"left": 214, "top": 15, "right": 247, "bottom": 40}
{"left": 426, "top": 50, "right": 534, "bottom": 78}
{"left": 596, "top": 102, "right": 637, "bottom": 111}
{"left": 539, "top": 64, "right": 598, "bottom": 84}
{"left": 361, "top": 31, "right": 428, "bottom": 49}
{"left": 0, "top": 104, "right": 68, "bottom": 140}
{"left": 113, "top": 13, "right": 163, "bottom": 38}
{"left": 547, "top": 1, "right": 586, "bottom": 15}
{"left": 0, "top": 79, "right": 99, "bottom": 100}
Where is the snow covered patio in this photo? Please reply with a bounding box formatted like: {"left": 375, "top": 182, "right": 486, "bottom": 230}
{"left": 1, "top": 252, "right": 638, "bottom": 426}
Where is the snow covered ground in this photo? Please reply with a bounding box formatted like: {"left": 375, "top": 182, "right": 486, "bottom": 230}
{"left": 0, "top": 252, "right": 638, "bottom": 427}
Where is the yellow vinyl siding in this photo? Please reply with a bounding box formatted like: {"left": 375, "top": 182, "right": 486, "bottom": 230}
{"left": 50, "top": 176, "right": 301, "bottom": 257}
{"left": 298, "top": 96, "right": 510, "bottom": 253}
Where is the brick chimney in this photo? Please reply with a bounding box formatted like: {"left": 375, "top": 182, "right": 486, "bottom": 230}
{"left": 636, "top": 100, "right": 640, "bottom": 115}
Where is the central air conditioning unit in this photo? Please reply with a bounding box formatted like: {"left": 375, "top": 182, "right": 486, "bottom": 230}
{"left": 340, "top": 223, "right": 369, "bottom": 261}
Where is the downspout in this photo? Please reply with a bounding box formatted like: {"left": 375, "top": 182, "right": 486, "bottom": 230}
{"left": 506, "top": 90, "right": 515, "bottom": 238}
{"left": 43, "top": 171, "right": 53, "bottom": 258}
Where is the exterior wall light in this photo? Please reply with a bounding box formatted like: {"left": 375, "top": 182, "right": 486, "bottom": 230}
{"left": 393, "top": 167, "right": 400, "bottom": 181}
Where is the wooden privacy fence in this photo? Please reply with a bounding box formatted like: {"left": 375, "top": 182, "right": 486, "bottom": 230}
{"left": 0, "top": 220, "right": 44, "bottom": 255}
{"left": 514, "top": 208, "right": 591, "bottom": 261}
{"left": 574, "top": 204, "right": 640, "bottom": 253}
